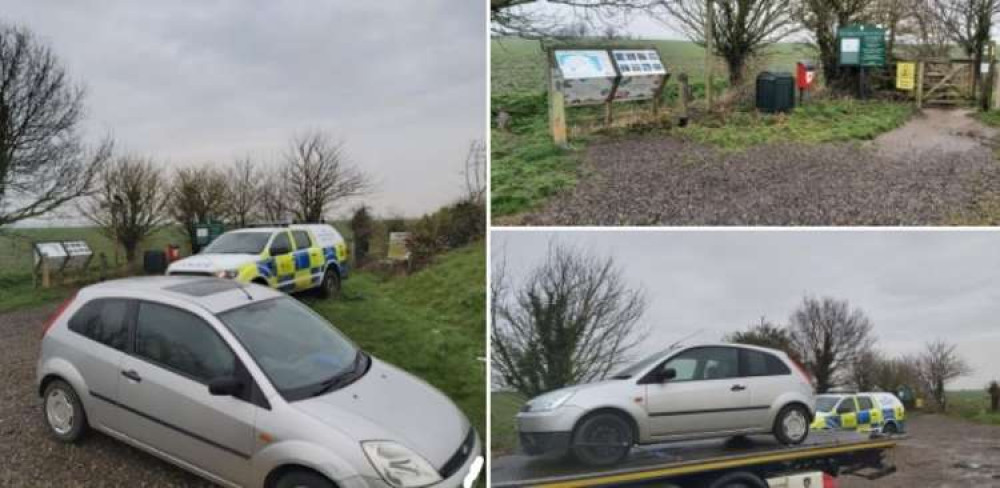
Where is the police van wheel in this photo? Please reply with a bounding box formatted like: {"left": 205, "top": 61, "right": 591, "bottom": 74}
{"left": 570, "top": 411, "right": 633, "bottom": 466}
{"left": 883, "top": 422, "right": 898, "bottom": 435}
{"left": 318, "top": 269, "right": 340, "bottom": 299}
{"left": 774, "top": 404, "right": 809, "bottom": 445}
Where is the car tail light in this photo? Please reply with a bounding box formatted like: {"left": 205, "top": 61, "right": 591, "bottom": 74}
{"left": 790, "top": 358, "right": 814, "bottom": 386}
{"left": 42, "top": 293, "right": 76, "bottom": 337}
{"left": 823, "top": 472, "right": 837, "bottom": 488}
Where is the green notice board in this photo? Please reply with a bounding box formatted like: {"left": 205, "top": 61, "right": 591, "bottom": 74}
{"left": 838, "top": 24, "right": 886, "bottom": 67}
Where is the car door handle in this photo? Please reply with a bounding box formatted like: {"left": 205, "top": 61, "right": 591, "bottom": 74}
{"left": 731, "top": 384, "right": 746, "bottom": 392}
{"left": 121, "top": 370, "right": 142, "bottom": 382}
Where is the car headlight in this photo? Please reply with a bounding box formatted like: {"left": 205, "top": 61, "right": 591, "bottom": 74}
{"left": 362, "top": 441, "right": 442, "bottom": 488}
{"left": 524, "top": 390, "right": 574, "bottom": 413}
{"left": 215, "top": 269, "right": 239, "bottom": 279}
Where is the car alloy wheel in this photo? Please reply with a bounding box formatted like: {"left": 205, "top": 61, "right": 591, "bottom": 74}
{"left": 46, "top": 388, "right": 75, "bottom": 435}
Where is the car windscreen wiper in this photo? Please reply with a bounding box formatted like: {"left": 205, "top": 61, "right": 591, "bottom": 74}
{"left": 310, "top": 351, "right": 368, "bottom": 397}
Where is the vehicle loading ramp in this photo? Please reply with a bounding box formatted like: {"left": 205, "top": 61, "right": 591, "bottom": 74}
{"left": 491, "top": 431, "right": 899, "bottom": 487}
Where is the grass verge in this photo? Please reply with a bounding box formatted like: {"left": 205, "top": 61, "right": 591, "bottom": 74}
{"left": 676, "top": 99, "right": 915, "bottom": 149}
{"left": 491, "top": 391, "right": 526, "bottom": 457}
{"left": 308, "top": 242, "right": 486, "bottom": 440}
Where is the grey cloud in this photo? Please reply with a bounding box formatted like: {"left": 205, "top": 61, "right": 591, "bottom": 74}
{"left": 2, "top": 0, "right": 485, "bottom": 219}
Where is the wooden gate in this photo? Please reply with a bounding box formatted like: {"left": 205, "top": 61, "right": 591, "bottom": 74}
{"left": 920, "top": 59, "right": 977, "bottom": 107}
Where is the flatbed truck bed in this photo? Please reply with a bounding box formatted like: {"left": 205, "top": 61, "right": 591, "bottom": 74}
{"left": 491, "top": 431, "right": 899, "bottom": 487}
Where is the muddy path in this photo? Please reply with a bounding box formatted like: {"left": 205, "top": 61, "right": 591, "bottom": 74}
{"left": 840, "top": 413, "right": 1000, "bottom": 488}
{"left": 521, "top": 109, "right": 1000, "bottom": 226}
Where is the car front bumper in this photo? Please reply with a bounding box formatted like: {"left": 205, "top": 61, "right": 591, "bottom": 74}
{"left": 516, "top": 405, "right": 585, "bottom": 456}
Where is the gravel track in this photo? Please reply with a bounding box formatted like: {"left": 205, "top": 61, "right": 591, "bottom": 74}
{"left": 0, "top": 304, "right": 212, "bottom": 487}
{"left": 522, "top": 137, "right": 1000, "bottom": 226}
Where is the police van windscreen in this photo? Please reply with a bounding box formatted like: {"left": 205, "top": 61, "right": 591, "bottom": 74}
{"left": 203, "top": 232, "right": 271, "bottom": 254}
{"left": 816, "top": 396, "right": 840, "bottom": 412}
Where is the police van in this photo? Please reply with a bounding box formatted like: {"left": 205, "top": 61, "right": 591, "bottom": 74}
{"left": 811, "top": 392, "right": 906, "bottom": 434}
{"left": 166, "top": 223, "right": 348, "bottom": 298}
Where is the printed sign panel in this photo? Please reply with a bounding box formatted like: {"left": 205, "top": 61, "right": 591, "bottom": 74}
{"left": 611, "top": 50, "right": 666, "bottom": 76}
{"left": 387, "top": 232, "right": 411, "bottom": 261}
{"left": 554, "top": 50, "right": 616, "bottom": 79}
{"left": 554, "top": 50, "right": 617, "bottom": 106}
{"left": 896, "top": 62, "right": 916, "bottom": 90}
{"left": 838, "top": 25, "right": 885, "bottom": 67}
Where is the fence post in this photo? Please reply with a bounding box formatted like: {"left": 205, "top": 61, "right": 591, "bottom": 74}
{"left": 549, "top": 66, "right": 568, "bottom": 146}
{"left": 916, "top": 61, "right": 924, "bottom": 109}
{"left": 677, "top": 73, "right": 691, "bottom": 127}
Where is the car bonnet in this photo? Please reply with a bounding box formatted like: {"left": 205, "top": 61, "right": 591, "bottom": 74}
{"left": 290, "top": 357, "right": 469, "bottom": 468}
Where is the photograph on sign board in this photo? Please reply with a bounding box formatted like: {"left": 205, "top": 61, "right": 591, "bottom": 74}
{"left": 491, "top": 2, "right": 1000, "bottom": 227}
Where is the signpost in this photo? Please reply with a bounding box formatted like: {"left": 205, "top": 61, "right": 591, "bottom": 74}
{"left": 838, "top": 24, "right": 886, "bottom": 99}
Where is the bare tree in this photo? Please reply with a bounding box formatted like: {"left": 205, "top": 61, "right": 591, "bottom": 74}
{"left": 226, "top": 158, "right": 260, "bottom": 228}
{"left": 927, "top": 0, "right": 1000, "bottom": 92}
{"left": 80, "top": 156, "right": 169, "bottom": 266}
{"left": 0, "top": 24, "right": 112, "bottom": 226}
{"left": 491, "top": 0, "right": 655, "bottom": 37}
{"left": 464, "top": 140, "right": 486, "bottom": 205}
{"left": 871, "top": 354, "right": 919, "bottom": 392}
{"left": 793, "top": 0, "right": 875, "bottom": 84}
{"left": 170, "top": 166, "right": 230, "bottom": 253}
{"left": 257, "top": 166, "right": 291, "bottom": 223}
{"left": 916, "top": 339, "right": 971, "bottom": 411}
{"left": 283, "top": 132, "right": 370, "bottom": 223}
{"left": 788, "top": 296, "right": 876, "bottom": 393}
{"left": 847, "top": 347, "right": 880, "bottom": 391}
{"left": 658, "top": 0, "right": 798, "bottom": 84}
{"left": 723, "top": 316, "right": 800, "bottom": 360}
{"left": 492, "top": 240, "right": 648, "bottom": 397}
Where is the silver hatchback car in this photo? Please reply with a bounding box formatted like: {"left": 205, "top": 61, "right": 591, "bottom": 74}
{"left": 516, "top": 343, "right": 815, "bottom": 466}
{"left": 37, "top": 276, "right": 481, "bottom": 488}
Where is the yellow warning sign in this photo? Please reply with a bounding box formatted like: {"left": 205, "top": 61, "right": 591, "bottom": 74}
{"left": 896, "top": 62, "right": 916, "bottom": 90}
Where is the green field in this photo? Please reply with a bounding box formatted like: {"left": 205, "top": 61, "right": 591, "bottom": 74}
{"left": 491, "top": 37, "right": 810, "bottom": 96}
{"left": 946, "top": 389, "right": 1000, "bottom": 425}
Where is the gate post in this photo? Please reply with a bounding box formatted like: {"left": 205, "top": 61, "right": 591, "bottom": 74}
{"left": 916, "top": 61, "right": 924, "bottom": 109}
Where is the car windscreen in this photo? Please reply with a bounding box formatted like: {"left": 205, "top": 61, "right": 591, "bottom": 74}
{"left": 611, "top": 349, "right": 670, "bottom": 379}
{"left": 816, "top": 396, "right": 840, "bottom": 412}
{"left": 218, "top": 297, "right": 364, "bottom": 400}
{"left": 202, "top": 232, "right": 271, "bottom": 254}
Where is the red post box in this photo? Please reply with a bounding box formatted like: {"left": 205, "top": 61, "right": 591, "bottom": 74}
{"left": 796, "top": 61, "right": 816, "bottom": 90}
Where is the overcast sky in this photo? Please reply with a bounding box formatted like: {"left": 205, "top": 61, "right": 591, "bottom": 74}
{"left": 2, "top": 0, "right": 485, "bottom": 223}
{"left": 494, "top": 230, "right": 1000, "bottom": 390}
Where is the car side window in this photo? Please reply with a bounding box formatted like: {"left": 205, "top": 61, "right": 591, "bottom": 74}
{"left": 662, "top": 347, "right": 739, "bottom": 381}
{"left": 291, "top": 230, "right": 312, "bottom": 251}
{"left": 134, "top": 302, "right": 235, "bottom": 383}
{"left": 68, "top": 299, "right": 130, "bottom": 351}
{"left": 765, "top": 353, "right": 791, "bottom": 375}
{"left": 837, "top": 398, "right": 857, "bottom": 414}
{"left": 858, "top": 396, "right": 874, "bottom": 410}
{"left": 270, "top": 232, "right": 291, "bottom": 255}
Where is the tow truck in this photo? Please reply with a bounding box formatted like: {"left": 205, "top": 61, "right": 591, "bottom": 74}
{"left": 490, "top": 431, "right": 898, "bottom": 488}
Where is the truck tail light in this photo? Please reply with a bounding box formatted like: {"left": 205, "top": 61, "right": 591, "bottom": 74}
{"left": 823, "top": 472, "right": 837, "bottom": 488}
{"left": 42, "top": 293, "right": 76, "bottom": 337}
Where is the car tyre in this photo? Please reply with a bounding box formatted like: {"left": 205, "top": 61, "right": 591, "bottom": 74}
{"left": 773, "top": 404, "right": 810, "bottom": 445}
{"left": 42, "top": 379, "right": 88, "bottom": 443}
{"left": 882, "top": 422, "right": 898, "bottom": 435}
{"left": 570, "top": 411, "right": 633, "bottom": 466}
{"left": 318, "top": 268, "right": 340, "bottom": 299}
{"left": 273, "top": 469, "right": 336, "bottom": 488}
{"left": 707, "top": 471, "right": 768, "bottom": 488}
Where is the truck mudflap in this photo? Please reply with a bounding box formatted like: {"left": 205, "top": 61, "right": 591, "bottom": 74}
{"left": 491, "top": 431, "right": 899, "bottom": 488}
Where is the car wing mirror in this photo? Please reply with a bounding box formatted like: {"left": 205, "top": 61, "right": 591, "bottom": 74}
{"left": 660, "top": 368, "right": 677, "bottom": 382}
{"left": 208, "top": 376, "right": 244, "bottom": 397}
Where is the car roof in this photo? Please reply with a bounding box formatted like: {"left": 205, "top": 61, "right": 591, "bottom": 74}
{"left": 79, "top": 275, "right": 285, "bottom": 315}
{"left": 685, "top": 342, "right": 790, "bottom": 355}
{"left": 227, "top": 227, "right": 282, "bottom": 234}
